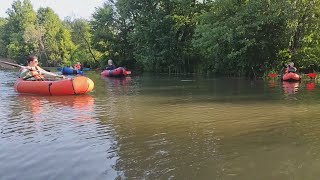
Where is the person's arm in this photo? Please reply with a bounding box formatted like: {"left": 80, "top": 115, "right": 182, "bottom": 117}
{"left": 19, "top": 68, "right": 31, "bottom": 79}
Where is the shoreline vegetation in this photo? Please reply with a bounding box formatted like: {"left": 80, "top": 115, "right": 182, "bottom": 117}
{"left": 0, "top": 0, "right": 320, "bottom": 77}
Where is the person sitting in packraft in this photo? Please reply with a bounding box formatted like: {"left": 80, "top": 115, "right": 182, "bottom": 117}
{"left": 106, "top": 59, "right": 116, "bottom": 70}
{"left": 285, "top": 62, "right": 297, "bottom": 73}
{"left": 19, "top": 55, "right": 65, "bottom": 81}
{"left": 73, "top": 62, "right": 82, "bottom": 70}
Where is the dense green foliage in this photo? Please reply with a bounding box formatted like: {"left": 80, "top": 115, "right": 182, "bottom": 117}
{"left": 0, "top": 0, "right": 320, "bottom": 76}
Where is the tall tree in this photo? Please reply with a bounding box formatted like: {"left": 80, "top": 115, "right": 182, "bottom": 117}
{"left": 64, "top": 18, "right": 100, "bottom": 67}
{"left": 193, "top": 0, "right": 290, "bottom": 76}
{"left": 115, "top": 0, "right": 201, "bottom": 73}
{"left": 23, "top": 24, "right": 47, "bottom": 62}
{"left": 0, "top": 18, "right": 7, "bottom": 57}
{"left": 91, "top": 2, "right": 116, "bottom": 67}
{"left": 284, "top": 0, "right": 320, "bottom": 67}
{"left": 37, "top": 7, "right": 75, "bottom": 66}
{"left": 3, "top": 0, "right": 37, "bottom": 63}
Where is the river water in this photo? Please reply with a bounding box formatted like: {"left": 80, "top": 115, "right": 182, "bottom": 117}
{"left": 1, "top": 69, "right": 320, "bottom": 180}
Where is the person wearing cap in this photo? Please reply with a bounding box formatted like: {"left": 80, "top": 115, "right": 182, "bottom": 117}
{"left": 285, "top": 62, "right": 297, "bottom": 73}
{"left": 106, "top": 59, "right": 116, "bottom": 70}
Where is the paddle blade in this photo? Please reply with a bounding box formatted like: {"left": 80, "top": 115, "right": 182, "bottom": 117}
{"left": 268, "top": 73, "right": 278, "bottom": 78}
{"left": 307, "top": 73, "right": 317, "bottom": 78}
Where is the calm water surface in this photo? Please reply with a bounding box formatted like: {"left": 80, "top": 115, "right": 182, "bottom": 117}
{"left": 1, "top": 69, "right": 320, "bottom": 180}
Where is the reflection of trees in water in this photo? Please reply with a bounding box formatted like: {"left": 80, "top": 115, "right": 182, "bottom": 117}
{"left": 96, "top": 76, "right": 142, "bottom": 178}
{"left": 98, "top": 76, "right": 320, "bottom": 179}
{"left": 111, "top": 124, "right": 223, "bottom": 179}
{"left": 102, "top": 76, "right": 140, "bottom": 96}
{"left": 100, "top": 76, "right": 139, "bottom": 122}
{"left": 216, "top": 118, "right": 320, "bottom": 180}
{"left": 108, "top": 102, "right": 312, "bottom": 179}
{"left": 287, "top": 106, "right": 320, "bottom": 178}
{"left": 96, "top": 99, "right": 224, "bottom": 179}
{"left": 102, "top": 78, "right": 320, "bottom": 179}
{"left": 260, "top": 84, "right": 320, "bottom": 178}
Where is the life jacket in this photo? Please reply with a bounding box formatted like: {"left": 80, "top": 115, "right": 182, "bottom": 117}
{"left": 106, "top": 65, "right": 116, "bottom": 70}
{"left": 288, "top": 67, "right": 296, "bottom": 73}
{"left": 285, "top": 66, "right": 296, "bottom": 73}
{"left": 74, "top": 64, "right": 81, "bottom": 70}
{"left": 23, "top": 66, "right": 45, "bottom": 81}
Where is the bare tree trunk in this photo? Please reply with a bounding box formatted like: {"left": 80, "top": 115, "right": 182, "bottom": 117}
{"left": 79, "top": 33, "right": 97, "bottom": 62}
{"left": 39, "top": 38, "right": 49, "bottom": 66}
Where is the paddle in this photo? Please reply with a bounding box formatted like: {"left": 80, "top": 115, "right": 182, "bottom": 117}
{"left": 0, "top": 60, "right": 23, "bottom": 68}
{"left": 0, "top": 60, "right": 64, "bottom": 79}
{"left": 126, "top": 71, "right": 131, "bottom": 75}
{"left": 268, "top": 73, "right": 279, "bottom": 78}
{"left": 306, "top": 73, "right": 317, "bottom": 78}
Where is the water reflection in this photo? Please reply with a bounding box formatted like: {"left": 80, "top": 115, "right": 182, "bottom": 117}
{"left": 268, "top": 79, "right": 318, "bottom": 96}
{"left": 4, "top": 70, "right": 320, "bottom": 179}
{"left": 102, "top": 76, "right": 132, "bottom": 86}
{"left": 98, "top": 76, "right": 136, "bottom": 122}
{"left": 282, "top": 81, "right": 300, "bottom": 95}
{"left": 1, "top": 89, "right": 119, "bottom": 179}
{"left": 305, "top": 81, "right": 316, "bottom": 91}
{"left": 101, "top": 76, "right": 133, "bottom": 95}
{"left": 268, "top": 79, "right": 277, "bottom": 88}
{"left": 2, "top": 95, "right": 97, "bottom": 139}
{"left": 265, "top": 79, "right": 320, "bottom": 104}
{"left": 15, "top": 95, "right": 96, "bottom": 123}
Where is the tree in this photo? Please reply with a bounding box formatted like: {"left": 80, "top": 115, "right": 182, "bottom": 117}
{"left": 37, "top": 7, "right": 75, "bottom": 66}
{"left": 284, "top": 0, "right": 320, "bottom": 68}
{"left": 3, "top": 0, "right": 37, "bottom": 63}
{"left": 0, "top": 18, "right": 7, "bottom": 57}
{"left": 91, "top": 2, "right": 116, "bottom": 67}
{"left": 23, "top": 24, "right": 47, "bottom": 62}
{"left": 193, "top": 0, "right": 290, "bottom": 76}
{"left": 64, "top": 18, "right": 100, "bottom": 68}
{"left": 115, "top": 0, "right": 201, "bottom": 73}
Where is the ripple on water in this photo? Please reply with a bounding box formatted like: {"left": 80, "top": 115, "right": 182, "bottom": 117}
{"left": 3, "top": 71, "right": 320, "bottom": 179}
{"left": 0, "top": 70, "right": 119, "bottom": 179}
